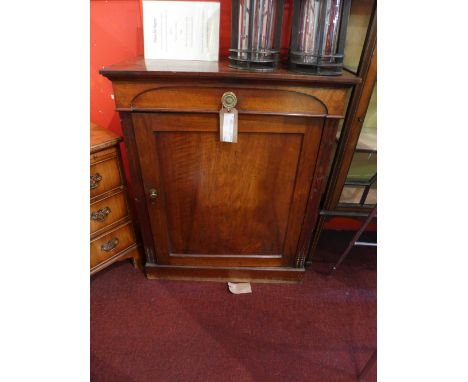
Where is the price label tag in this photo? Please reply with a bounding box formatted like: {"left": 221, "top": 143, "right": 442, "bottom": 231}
{"left": 219, "top": 108, "right": 238, "bottom": 143}
{"left": 222, "top": 113, "right": 234, "bottom": 142}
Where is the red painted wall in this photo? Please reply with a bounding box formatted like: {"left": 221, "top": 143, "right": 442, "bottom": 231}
{"left": 90, "top": 0, "right": 370, "bottom": 231}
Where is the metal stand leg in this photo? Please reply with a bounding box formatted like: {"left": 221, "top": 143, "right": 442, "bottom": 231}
{"left": 358, "top": 349, "right": 377, "bottom": 381}
{"left": 330, "top": 205, "right": 377, "bottom": 273}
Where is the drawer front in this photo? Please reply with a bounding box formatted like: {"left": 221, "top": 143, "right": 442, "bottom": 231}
{"left": 90, "top": 147, "right": 118, "bottom": 164}
{"left": 130, "top": 86, "right": 328, "bottom": 116}
{"left": 90, "top": 191, "right": 128, "bottom": 235}
{"left": 90, "top": 156, "right": 122, "bottom": 198}
{"left": 90, "top": 222, "right": 135, "bottom": 269}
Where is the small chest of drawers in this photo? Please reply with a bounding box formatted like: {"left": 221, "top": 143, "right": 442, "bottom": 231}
{"left": 90, "top": 123, "right": 141, "bottom": 275}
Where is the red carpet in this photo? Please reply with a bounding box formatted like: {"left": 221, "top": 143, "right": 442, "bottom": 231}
{"left": 91, "top": 231, "right": 376, "bottom": 381}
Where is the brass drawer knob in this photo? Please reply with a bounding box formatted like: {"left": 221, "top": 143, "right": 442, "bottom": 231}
{"left": 101, "top": 237, "right": 119, "bottom": 252}
{"left": 90, "top": 173, "right": 102, "bottom": 189}
{"left": 221, "top": 91, "right": 237, "bottom": 110}
{"left": 91, "top": 207, "right": 111, "bottom": 222}
{"left": 149, "top": 188, "right": 158, "bottom": 200}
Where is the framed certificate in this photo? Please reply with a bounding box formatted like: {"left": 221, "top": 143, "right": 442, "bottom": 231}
{"left": 142, "top": 0, "right": 220, "bottom": 61}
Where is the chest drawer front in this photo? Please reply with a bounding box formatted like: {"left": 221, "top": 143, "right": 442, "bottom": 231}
{"left": 90, "top": 146, "right": 118, "bottom": 164}
{"left": 90, "top": 157, "right": 122, "bottom": 198}
{"left": 90, "top": 222, "right": 135, "bottom": 269}
{"left": 90, "top": 191, "right": 129, "bottom": 236}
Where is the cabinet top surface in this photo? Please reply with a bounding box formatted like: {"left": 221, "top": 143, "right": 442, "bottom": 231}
{"left": 100, "top": 57, "right": 360, "bottom": 85}
{"left": 90, "top": 123, "right": 122, "bottom": 153}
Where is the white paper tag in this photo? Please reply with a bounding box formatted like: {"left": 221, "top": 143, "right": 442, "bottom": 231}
{"left": 222, "top": 113, "right": 235, "bottom": 142}
{"left": 228, "top": 282, "right": 252, "bottom": 294}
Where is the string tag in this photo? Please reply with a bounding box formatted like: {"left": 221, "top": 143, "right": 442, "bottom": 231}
{"left": 219, "top": 108, "right": 238, "bottom": 143}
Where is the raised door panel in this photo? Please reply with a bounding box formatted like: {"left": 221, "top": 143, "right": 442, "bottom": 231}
{"left": 133, "top": 113, "right": 324, "bottom": 268}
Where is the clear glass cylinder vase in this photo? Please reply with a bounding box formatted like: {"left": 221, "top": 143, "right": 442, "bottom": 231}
{"left": 230, "top": 0, "right": 283, "bottom": 71}
{"left": 289, "top": 0, "right": 350, "bottom": 75}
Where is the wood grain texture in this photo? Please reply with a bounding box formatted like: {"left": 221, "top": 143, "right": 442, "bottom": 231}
{"left": 307, "top": 3, "right": 377, "bottom": 264}
{"left": 90, "top": 123, "right": 142, "bottom": 274}
{"left": 100, "top": 57, "right": 360, "bottom": 85}
{"left": 145, "top": 264, "right": 304, "bottom": 284}
{"left": 133, "top": 113, "right": 323, "bottom": 269}
{"left": 90, "top": 147, "right": 119, "bottom": 165}
{"left": 90, "top": 190, "right": 129, "bottom": 237}
{"left": 90, "top": 246, "right": 141, "bottom": 276}
{"left": 90, "top": 222, "right": 136, "bottom": 269}
{"left": 100, "top": 57, "right": 358, "bottom": 282}
{"left": 118, "top": 112, "right": 158, "bottom": 264}
{"left": 160, "top": 132, "right": 299, "bottom": 256}
{"left": 130, "top": 86, "right": 328, "bottom": 115}
{"left": 111, "top": 81, "right": 350, "bottom": 117}
{"left": 296, "top": 119, "right": 340, "bottom": 267}
{"left": 90, "top": 156, "right": 123, "bottom": 198}
{"left": 90, "top": 124, "right": 122, "bottom": 154}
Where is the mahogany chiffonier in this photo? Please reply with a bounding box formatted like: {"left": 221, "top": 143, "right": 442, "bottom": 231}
{"left": 90, "top": 123, "right": 142, "bottom": 275}
{"left": 100, "top": 58, "right": 359, "bottom": 283}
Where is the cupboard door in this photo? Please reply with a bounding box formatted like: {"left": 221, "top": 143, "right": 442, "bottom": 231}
{"left": 133, "top": 113, "right": 324, "bottom": 268}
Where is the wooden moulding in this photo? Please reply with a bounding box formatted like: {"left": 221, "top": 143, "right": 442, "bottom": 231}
{"left": 100, "top": 58, "right": 361, "bottom": 86}
{"left": 145, "top": 264, "right": 305, "bottom": 284}
{"left": 100, "top": 58, "right": 360, "bottom": 118}
{"left": 306, "top": 3, "right": 377, "bottom": 265}
{"left": 111, "top": 81, "right": 351, "bottom": 118}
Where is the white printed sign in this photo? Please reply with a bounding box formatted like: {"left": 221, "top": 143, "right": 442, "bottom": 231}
{"left": 143, "top": 1, "right": 220, "bottom": 61}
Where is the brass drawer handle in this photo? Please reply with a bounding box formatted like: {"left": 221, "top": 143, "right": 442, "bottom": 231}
{"left": 221, "top": 91, "right": 237, "bottom": 111}
{"left": 90, "top": 173, "right": 102, "bottom": 189}
{"left": 101, "top": 237, "right": 119, "bottom": 252}
{"left": 91, "top": 207, "right": 111, "bottom": 222}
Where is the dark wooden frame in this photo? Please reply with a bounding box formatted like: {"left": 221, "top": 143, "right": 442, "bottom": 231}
{"left": 307, "top": 1, "right": 377, "bottom": 264}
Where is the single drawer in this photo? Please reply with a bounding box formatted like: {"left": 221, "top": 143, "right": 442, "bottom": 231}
{"left": 129, "top": 86, "right": 328, "bottom": 115}
{"left": 90, "top": 156, "right": 122, "bottom": 198}
{"left": 90, "top": 146, "right": 118, "bottom": 165}
{"left": 90, "top": 191, "right": 128, "bottom": 235}
{"left": 90, "top": 222, "right": 135, "bottom": 269}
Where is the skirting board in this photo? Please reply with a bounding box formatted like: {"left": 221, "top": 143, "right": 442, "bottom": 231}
{"left": 145, "top": 264, "right": 305, "bottom": 284}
